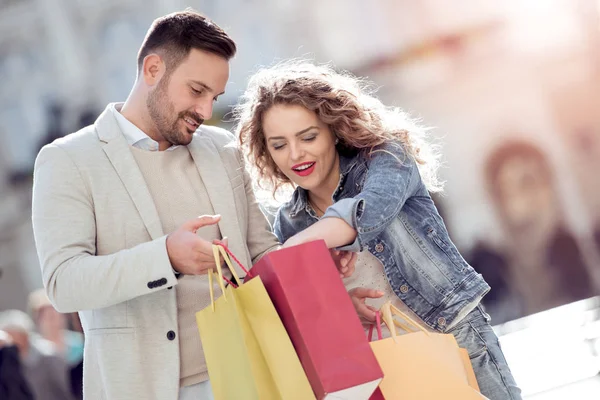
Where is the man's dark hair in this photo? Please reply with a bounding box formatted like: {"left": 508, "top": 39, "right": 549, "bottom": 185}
{"left": 137, "top": 9, "right": 236, "bottom": 74}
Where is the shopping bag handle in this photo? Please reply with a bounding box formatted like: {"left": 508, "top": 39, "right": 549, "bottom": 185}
{"left": 380, "top": 301, "right": 431, "bottom": 342}
{"left": 389, "top": 302, "right": 430, "bottom": 334}
{"left": 368, "top": 311, "right": 383, "bottom": 341}
{"left": 208, "top": 245, "right": 254, "bottom": 311}
{"left": 214, "top": 245, "right": 244, "bottom": 286}
{"left": 216, "top": 244, "right": 253, "bottom": 285}
{"left": 207, "top": 269, "right": 226, "bottom": 312}
{"left": 207, "top": 244, "right": 241, "bottom": 311}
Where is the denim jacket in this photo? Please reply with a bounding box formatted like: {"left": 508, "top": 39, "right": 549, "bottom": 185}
{"left": 273, "top": 142, "right": 490, "bottom": 332}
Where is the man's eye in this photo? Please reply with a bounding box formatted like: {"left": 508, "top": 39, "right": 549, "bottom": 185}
{"left": 191, "top": 88, "right": 203, "bottom": 95}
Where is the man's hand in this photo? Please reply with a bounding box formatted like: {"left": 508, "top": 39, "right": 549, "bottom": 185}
{"left": 166, "top": 215, "right": 222, "bottom": 275}
{"left": 348, "top": 287, "right": 384, "bottom": 323}
{"left": 330, "top": 250, "right": 357, "bottom": 278}
{"left": 212, "top": 236, "right": 228, "bottom": 249}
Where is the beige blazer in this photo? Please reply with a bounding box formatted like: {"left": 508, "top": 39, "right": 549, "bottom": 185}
{"left": 32, "top": 104, "right": 280, "bottom": 400}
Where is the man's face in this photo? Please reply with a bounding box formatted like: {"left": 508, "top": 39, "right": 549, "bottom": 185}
{"left": 147, "top": 49, "right": 229, "bottom": 147}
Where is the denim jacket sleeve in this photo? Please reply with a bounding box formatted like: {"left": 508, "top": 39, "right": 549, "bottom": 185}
{"left": 322, "top": 142, "right": 420, "bottom": 251}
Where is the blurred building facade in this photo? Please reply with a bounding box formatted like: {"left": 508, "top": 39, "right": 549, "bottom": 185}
{"left": 1, "top": 0, "right": 599, "bottom": 323}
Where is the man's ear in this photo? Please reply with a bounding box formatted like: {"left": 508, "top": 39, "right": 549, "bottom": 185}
{"left": 141, "top": 53, "right": 165, "bottom": 86}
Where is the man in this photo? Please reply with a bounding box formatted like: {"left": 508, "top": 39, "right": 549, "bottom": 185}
{"left": 32, "top": 10, "right": 279, "bottom": 400}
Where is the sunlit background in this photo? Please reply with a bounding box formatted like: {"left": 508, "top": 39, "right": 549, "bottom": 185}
{"left": 1, "top": 0, "right": 600, "bottom": 398}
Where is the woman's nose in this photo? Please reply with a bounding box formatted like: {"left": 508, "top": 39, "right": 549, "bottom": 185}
{"left": 289, "top": 144, "right": 304, "bottom": 161}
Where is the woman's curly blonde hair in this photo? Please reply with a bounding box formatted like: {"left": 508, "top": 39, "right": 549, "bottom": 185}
{"left": 234, "top": 60, "right": 443, "bottom": 194}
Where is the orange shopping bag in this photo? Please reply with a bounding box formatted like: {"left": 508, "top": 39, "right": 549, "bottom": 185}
{"left": 368, "top": 301, "right": 487, "bottom": 399}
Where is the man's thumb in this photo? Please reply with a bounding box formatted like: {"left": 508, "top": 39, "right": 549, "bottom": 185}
{"left": 212, "top": 236, "right": 228, "bottom": 247}
{"left": 184, "top": 215, "right": 221, "bottom": 232}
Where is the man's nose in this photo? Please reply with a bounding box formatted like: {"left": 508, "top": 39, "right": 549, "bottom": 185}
{"left": 195, "top": 100, "right": 213, "bottom": 121}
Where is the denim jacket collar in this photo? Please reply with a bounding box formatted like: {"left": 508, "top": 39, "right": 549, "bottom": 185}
{"left": 339, "top": 152, "right": 361, "bottom": 175}
{"left": 288, "top": 187, "right": 309, "bottom": 218}
{"left": 288, "top": 153, "right": 361, "bottom": 218}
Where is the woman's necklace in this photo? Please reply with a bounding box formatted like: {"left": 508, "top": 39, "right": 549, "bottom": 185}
{"left": 308, "top": 198, "right": 326, "bottom": 217}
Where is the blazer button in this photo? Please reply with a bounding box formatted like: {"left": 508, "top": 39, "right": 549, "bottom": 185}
{"left": 375, "top": 243, "right": 384, "bottom": 253}
{"left": 167, "top": 330, "right": 176, "bottom": 341}
{"left": 147, "top": 282, "right": 154, "bottom": 289}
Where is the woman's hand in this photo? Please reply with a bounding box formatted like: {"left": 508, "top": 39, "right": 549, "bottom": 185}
{"left": 348, "top": 287, "right": 384, "bottom": 323}
{"left": 330, "top": 249, "right": 357, "bottom": 278}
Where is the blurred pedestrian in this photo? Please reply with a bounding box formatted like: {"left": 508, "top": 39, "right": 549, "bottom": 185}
{"left": 485, "top": 141, "right": 595, "bottom": 315}
{"left": 0, "top": 329, "right": 35, "bottom": 400}
{"left": 29, "top": 289, "right": 84, "bottom": 367}
{"left": 29, "top": 289, "right": 84, "bottom": 399}
{"left": 0, "top": 310, "right": 75, "bottom": 400}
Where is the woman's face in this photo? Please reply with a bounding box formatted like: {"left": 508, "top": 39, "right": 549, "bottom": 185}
{"left": 262, "top": 104, "right": 340, "bottom": 194}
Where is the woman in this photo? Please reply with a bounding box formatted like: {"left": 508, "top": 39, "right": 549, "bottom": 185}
{"left": 235, "top": 61, "right": 521, "bottom": 399}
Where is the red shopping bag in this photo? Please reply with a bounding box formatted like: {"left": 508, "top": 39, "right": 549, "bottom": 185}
{"left": 369, "top": 387, "right": 385, "bottom": 400}
{"left": 250, "top": 240, "right": 383, "bottom": 399}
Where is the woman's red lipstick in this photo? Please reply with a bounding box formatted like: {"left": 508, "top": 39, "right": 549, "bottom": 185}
{"left": 291, "top": 161, "right": 316, "bottom": 177}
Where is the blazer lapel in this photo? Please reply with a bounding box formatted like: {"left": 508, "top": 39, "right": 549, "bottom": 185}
{"left": 96, "top": 105, "right": 164, "bottom": 240}
{"left": 188, "top": 136, "right": 249, "bottom": 274}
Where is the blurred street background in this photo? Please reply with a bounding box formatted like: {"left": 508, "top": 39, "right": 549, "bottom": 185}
{"left": 1, "top": 0, "right": 600, "bottom": 398}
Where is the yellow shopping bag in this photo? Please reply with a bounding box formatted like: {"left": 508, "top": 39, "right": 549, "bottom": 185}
{"left": 369, "top": 301, "right": 487, "bottom": 399}
{"left": 195, "top": 245, "right": 315, "bottom": 400}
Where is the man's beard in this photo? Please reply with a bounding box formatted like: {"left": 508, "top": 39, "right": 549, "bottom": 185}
{"left": 146, "top": 77, "right": 203, "bottom": 147}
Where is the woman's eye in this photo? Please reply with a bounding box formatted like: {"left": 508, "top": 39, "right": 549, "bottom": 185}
{"left": 303, "top": 136, "right": 316, "bottom": 142}
{"left": 272, "top": 143, "right": 286, "bottom": 150}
